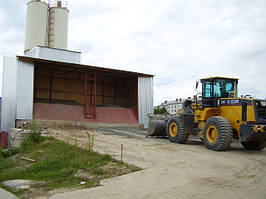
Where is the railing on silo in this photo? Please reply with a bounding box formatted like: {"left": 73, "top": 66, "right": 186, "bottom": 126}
{"left": 48, "top": 0, "right": 68, "bottom": 8}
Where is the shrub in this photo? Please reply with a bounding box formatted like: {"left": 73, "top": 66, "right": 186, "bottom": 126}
{"left": 154, "top": 107, "right": 167, "bottom": 114}
{"left": 27, "top": 121, "right": 44, "bottom": 144}
{"left": 0, "top": 147, "right": 21, "bottom": 158}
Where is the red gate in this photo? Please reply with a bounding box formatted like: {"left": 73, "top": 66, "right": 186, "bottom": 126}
{"left": 0, "top": 131, "right": 8, "bottom": 148}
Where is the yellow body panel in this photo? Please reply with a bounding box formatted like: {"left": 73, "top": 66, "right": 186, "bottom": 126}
{"left": 194, "top": 108, "right": 219, "bottom": 138}
{"left": 194, "top": 108, "right": 219, "bottom": 123}
{"left": 193, "top": 98, "right": 256, "bottom": 139}
{"left": 219, "top": 101, "right": 256, "bottom": 135}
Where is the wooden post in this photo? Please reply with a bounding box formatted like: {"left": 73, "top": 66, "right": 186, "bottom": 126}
{"left": 121, "top": 144, "right": 124, "bottom": 161}
{"left": 91, "top": 135, "right": 94, "bottom": 150}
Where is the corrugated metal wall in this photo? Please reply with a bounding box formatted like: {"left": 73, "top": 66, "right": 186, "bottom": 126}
{"left": 138, "top": 77, "right": 154, "bottom": 128}
{"left": 0, "top": 97, "right": 2, "bottom": 130}
{"left": 1, "top": 57, "right": 18, "bottom": 132}
{"left": 1, "top": 57, "right": 34, "bottom": 133}
{"left": 25, "top": 46, "right": 81, "bottom": 64}
{"left": 16, "top": 61, "right": 34, "bottom": 120}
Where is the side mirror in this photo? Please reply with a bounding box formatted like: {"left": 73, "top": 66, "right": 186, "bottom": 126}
{"left": 195, "top": 80, "right": 199, "bottom": 90}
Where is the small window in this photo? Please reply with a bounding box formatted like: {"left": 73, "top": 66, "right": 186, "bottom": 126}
{"left": 204, "top": 82, "right": 212, "bottom": 98}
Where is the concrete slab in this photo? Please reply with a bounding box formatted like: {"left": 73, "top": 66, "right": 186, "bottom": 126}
{"left": 2, "top": 179, "right": 34, "bottom": 190}
{"left": 0, "top": 188, "right": 19, "bottom": 199}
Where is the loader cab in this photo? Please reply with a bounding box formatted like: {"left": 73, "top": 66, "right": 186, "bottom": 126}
{"left": 201, "top": 77, "right": 238, "bottom": 108}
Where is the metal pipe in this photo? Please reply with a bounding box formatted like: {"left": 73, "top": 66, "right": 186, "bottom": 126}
{"left": 49, "top": 70, "right": 53, "bottom": 100}
{"left": 57, "top": 1, "right": 62, "bottom": 8}
{"left": 94, "top": 73, "right": 97, "bottom": 119}
{"left": 84, "top": 71, "right": 88, "bottom": 118}
{"left": 136, "top": 78, "right": 139, "bottom": 120}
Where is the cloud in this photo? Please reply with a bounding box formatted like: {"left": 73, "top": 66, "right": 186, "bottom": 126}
{"left": 1, "top": 0, "right": 266, "bottom": 103}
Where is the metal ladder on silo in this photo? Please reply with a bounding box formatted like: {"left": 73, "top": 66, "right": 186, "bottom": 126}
{"left": 48, "top": 8, "right": 55, "bottom": 47}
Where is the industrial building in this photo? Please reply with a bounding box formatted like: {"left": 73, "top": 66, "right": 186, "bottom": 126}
{"left": 24, "top": 0, "right": 69, "bottom": 52}
{"left": 1, "top": 47, "right": 153, "bottom": 132}
{"left": 1, "top": 0, "right": 154, "bottom": 135}
{"left": 155, "top": 99, "right": 184, "bottom": 115}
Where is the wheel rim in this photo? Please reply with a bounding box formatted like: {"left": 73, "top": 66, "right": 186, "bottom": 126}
{"left": 206, "top": 125, "right": 218, "bottom": 143}
{"left": 169, "top": 123, "right": 178, "bottom": 137}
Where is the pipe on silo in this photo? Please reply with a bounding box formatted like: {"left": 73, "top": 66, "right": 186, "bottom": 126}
{"left": 57, "top": 1, "right": 62, "bottom": 8}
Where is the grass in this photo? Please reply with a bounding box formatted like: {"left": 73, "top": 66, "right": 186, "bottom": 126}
{"left": 0, "top": 136, "right": 140, "bottom": 198}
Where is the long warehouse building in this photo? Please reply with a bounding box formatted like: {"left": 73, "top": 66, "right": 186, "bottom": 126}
{"left": 1, "top": 46, "right": 153, "bottom": 132}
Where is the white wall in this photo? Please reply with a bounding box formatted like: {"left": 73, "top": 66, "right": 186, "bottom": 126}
{"left": 1, "top": 56, "right": 18, "bottom": 132}
{"left": 138, "top": 76, "right": 154, "bottom": 128}
{"left": 1, "top": 57, "right": 34, "bottom": 133}
{"left": 26, "top": 46, "right": 81, "bottom": 64}
{"left": 16, "top": 60, "right": 34, "bottom": 120}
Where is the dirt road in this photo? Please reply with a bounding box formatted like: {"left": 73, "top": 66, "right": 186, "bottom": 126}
{"left": 46, "top": 128, "right": 266, "bottom": 199}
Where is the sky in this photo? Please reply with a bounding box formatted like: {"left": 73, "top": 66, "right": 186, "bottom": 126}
{"left": 0, "top": 0, "right": 266, "bottom": 105}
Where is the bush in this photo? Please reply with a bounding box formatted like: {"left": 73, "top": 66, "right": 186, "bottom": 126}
{"left": 154, "top": 107, "right": 167, "bottom": 114}
{"left": 27, "top": 121, "right": 44, "bottom": 144}
{"left": 0, "top": 147, "right": 21, "bottom": 158}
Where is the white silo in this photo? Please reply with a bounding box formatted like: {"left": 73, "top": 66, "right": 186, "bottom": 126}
{"left": 24, "top": 0, "right": 49, "bottom": 53}
{"left": 48, "top": 1, "right": 69, "bottom": 49}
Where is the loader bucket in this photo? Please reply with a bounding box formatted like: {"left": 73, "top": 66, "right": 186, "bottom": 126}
{"left": 147, "top": 114, "right": 169, "bottom": 136}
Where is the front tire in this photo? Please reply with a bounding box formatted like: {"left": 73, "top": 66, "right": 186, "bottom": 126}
{"left": 166, "top": 116, "right": 189, "bottom": 144}
{"left": 241, "top": 141, "right": 265, "bottom": 150}
{"left": 203, "top": 116, "right": 233, "bottom": 151}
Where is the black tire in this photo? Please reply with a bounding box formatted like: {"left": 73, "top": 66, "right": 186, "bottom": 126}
{"left": 241, "top": 141, "right": 265, "bottom": 150}
{"left": 166, "top": 116, "right": 189, "bottom": 144}
{"left": 203, "top": 116, "right": 233, "bottom": 151}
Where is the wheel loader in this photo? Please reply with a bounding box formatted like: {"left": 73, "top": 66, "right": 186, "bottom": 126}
{"left": 148, "top": 77, "right": 266, "bottom": 151}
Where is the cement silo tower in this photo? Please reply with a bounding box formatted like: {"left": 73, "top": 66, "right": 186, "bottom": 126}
{"left": 48, "top": 1, "right": 69, "bottom": 49}
{"left": 24, "top": 0, "right": 49, "bottom": 53}
{"left": 24, "top": 0, "right": 69, "bottom": 53}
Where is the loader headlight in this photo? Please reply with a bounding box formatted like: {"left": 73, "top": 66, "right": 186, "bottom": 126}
{"left": 261, "top": 101, "right": 266, "bottom": 107}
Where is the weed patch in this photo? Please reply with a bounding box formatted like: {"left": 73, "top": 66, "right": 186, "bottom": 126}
{"left": 0, "top": 137, "right": 140, "bottom": 198}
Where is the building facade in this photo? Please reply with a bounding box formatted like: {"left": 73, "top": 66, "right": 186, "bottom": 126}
{"left": 155, "top": 99, "right": 184, "bottom": 115}
{"left": 1, "top": 47, "right": 154, "bottom": 134}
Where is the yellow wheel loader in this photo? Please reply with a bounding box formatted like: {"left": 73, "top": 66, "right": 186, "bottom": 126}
{"left": 148, "top": 77, "right": 266, "bottom": 151}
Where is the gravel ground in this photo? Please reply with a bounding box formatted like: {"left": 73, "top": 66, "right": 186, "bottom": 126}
{"left": 41, "top": 128, "right": 266, "bottom": 199}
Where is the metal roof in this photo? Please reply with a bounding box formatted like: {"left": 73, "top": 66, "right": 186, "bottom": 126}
{"left": 33, "top": 45, "right": 82, "bottom": 53}
{"left": 17, "top": 56, "right": 154, "bottom": 77}
{"left": 200, "top": 76, "right": 239, "bottom": 81}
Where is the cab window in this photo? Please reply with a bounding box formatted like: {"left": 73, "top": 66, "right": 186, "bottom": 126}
{"left": 204, "top": 82, "right": 212, "bottom": 98}
{"left": 213, "top": 80, "right": 234, "bottom": 98}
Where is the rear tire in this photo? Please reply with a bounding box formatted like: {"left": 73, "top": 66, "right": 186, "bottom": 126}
{"left": 241, "top": 141, "right": 265, "bottom": 150}
{"left": 203, "top": 116, "right": 233, "bottom": 151}
{"left": 166, "top": 116, "right": 189, "bottom": 144}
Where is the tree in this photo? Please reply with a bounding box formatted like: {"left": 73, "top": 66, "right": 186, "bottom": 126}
{"left": 154, "top": 107, "right": 160, "bottom": 114}
{"left": 159, "top": 107, "right": 167, "bottom": 114}
{"left": 154, "top": 107, "right": 167, "bottom": 114}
